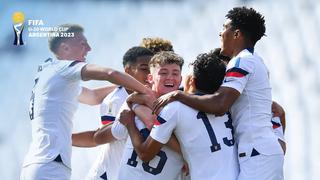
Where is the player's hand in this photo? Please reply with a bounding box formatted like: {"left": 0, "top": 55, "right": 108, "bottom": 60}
{"left": 119, "top": 109, "right": 135, "bottom": 127}
{"left": 152, "top": 90, "right": 179, "bottom": 114}
{"left": 127, "top": 92, "right": 156, "bottom": 108}
{"left": 272, "top": 101, "right": 285, "bottom": 118}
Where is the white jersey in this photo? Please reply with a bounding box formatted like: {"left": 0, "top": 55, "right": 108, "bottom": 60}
{"left": 221, "top": 49, "right": 283, "bottom": 162}
{"left": 150, "top": 101, "right": 239, "bottom": 180}
{"left": 112, "top": 110, "right": 184, "bottom": 180}
{"left": 23, "top": 58, "right": 86, "bottom": 168}
{"left": 87, "top": 87, "right": 128, "bottom": 180}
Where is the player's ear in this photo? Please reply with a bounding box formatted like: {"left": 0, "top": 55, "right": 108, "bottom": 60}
{"left": 147, "top": 74, "right": 153, "bottom": 84}
{"left": 60, "top": 42, "right": 69, "bottom": 52}
{"left": 183, "top": 74, "right": 192, "bottom": 93}
{"left": 233, "top": 29, "right": 240, "bottom": 39}
{"left": 124, "top": 66, "right": 130, "bottom": 74}
{"left": 189, "top": 76, "right": 197, "bottom": 93}
{"left": 233, "top": 29, "right": 241, "bottom": 39}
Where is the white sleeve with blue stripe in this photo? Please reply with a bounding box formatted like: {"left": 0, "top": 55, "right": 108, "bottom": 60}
{"left": 150, "top": 102, "right": 179, "bottom": 144}
{"left": 221, "top": 57, "right": 254, "bottom": 94}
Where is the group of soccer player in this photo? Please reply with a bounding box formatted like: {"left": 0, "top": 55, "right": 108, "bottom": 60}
{"left": 21, "top": 6, "right": 286, "bottom": 180}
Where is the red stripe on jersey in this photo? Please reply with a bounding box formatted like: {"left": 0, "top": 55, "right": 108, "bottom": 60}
{"left": 154, "top": 116, "right": 166, "bottom": 125}
{"left": 154, "top": 120, "right": 161, "bottom": 126}
{"left": 225, "top": 71, "right": 246, "bottom": 77}
{"left": 272, "top": 124, "right": 281, "bottom": 129}
{"left": 271, "top": 120, "right": 281, "bottom": 129}
{"left": 101, "top": 120, "right": 113, "bottom": 125}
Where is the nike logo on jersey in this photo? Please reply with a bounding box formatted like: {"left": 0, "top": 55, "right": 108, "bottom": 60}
{"left": 223, "top": 79, "right": 234, "bottom": 83}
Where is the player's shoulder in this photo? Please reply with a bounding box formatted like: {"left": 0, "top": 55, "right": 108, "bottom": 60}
{"left": 103, "top": 86, "right": 127, "bottom": 104}
{"left": 108, "top": 86, "right": 126, "bottom": 97}
{"left": 164, "top": 101, "right": 183, "bottom": 110}
{"left": 55, "top": 59, "right": 86, "bottom": 69}
{"left": 160, "top": 101, "right": 192, "bottom": 117}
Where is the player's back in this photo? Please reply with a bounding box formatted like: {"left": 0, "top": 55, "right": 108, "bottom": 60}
{"left": 118, "top": 118, "right": 184, "bottom": 180}
{"left": 25, "top": 58, "right": 86, "bottom": 168}
{"left": 222, "top": 49, "right": 283, "bottom": 159}
{"left": 167, "top": 102, "right": 239, "bottom": 180}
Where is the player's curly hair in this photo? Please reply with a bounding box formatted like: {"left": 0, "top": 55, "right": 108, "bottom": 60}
{"left": 149, "top": 51, "right": 184, "bottom": 70}
{"left": 191, "top": 48, "right": 226, "bottom": 94}
{"left": 226, "top": 7, "right": 266, "bottom": 45}
{"left": 123, "top": 46, "right": 154, "bottom": 67}
{"left": 140, "top": 37, "right": 174, "bottom": 53}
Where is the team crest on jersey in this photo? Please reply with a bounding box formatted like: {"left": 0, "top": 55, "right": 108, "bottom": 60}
{"left": 154, "top": 116, "right": 167, "bottom": 126}
{"left": 100, "top": 102, "right": 117, "bottom": 125}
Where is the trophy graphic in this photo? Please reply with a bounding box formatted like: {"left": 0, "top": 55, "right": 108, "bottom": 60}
{"left": 12, "top": 12, "right": 25, "bottom": 45}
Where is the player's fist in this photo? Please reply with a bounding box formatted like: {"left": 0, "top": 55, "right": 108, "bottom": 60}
{"left": 119, "top": 109, "right": 135, "bottom": 127}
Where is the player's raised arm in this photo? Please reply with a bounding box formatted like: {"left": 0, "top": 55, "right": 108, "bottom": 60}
{"left": 78, "top": 86, "right": 116, "bottom": 105}
{"left": 72, "top": 130, "right": 98, "bottom": 147}
{"left": 93, "top": 123, "right": 117, "bottom": 145}
{"left": 153, "top": 87, "right": 240, "bottom": 116}
{"left": 81, "top": 64, "right": 153, "bottom": 95}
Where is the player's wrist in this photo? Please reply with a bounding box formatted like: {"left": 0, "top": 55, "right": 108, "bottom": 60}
{"left": 173, "top": 90, "right": 182, "bottom": 100}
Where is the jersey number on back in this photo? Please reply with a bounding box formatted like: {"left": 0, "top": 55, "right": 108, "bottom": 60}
{"left": 127, "top": 150, "right": 167, "bottom": 175}
{"left": 197, "top": 112, "right": 234, "bottom": 152}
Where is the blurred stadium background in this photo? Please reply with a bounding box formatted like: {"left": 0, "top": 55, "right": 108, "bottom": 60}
{"left": 1, "top": 0, "right": 319, "bottom": 179}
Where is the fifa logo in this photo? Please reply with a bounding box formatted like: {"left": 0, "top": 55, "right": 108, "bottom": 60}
{"left": 12, "top": 12, "right": 25, "bottom": 45}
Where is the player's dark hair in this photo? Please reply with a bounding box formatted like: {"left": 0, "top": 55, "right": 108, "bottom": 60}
{"left": 48, "top": 24, "right": 84, "bottom": 54}
{"left": 149, "top": 51, "right": 184, "bottom": 70}
{"left": 140, "top": 37, "right": 174, "bottom": 53}
{"left": 226, "top": 7, "right": 266, "bottom": 45}
{"left": 123, "top": 46, "right": 154, "bottom": 67}
{"left": 192, "top": 48, "right": 226, "bottom": 94}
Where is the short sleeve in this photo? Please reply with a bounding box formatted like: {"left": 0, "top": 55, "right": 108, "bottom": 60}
{"left": 221, "top": 57, "right": 254, "bottom": 94}
{"left": 271, "top": 116, "right": 285, "bottom": 141}
{"left": 59, "top": 60, "right": 87, "bottom": 81}
{"left": 111, "top": 102, "right": 130, "bottom": 140}
{"left": 100, "top": 96, "right": 123, "bottom": 125}
{"left": 111, "top": 120, "right": 128, "bottom": 140}
{"left": 150, "top": 102, "right": 179, "bottom": 144}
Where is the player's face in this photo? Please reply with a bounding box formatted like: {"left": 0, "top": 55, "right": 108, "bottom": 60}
{"left": 64, "top": 32, "right": 91, "bottom": 61}
{"left": 219, "top": 19, "right": 235, "bottom": 58}
{"left": 149, "top": 64, "right": 182, "bottom": 97}
{"left": 126, "top": 55, "right": 152, "bottom": 86}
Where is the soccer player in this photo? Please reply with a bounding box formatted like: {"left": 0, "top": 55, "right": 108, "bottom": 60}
{"left": 72, "top": 46, "right": 154, "bottom": 180}
{"left": 113, "top": 51, "right": 185, "bottom": 180}
{"left": 153, "top": 7, "right": 284, "bottom": 180}
{"left": 20, "top": 24, "right": 152, "bottom": 180}
{"left": 81, "top": 37, "right": 178, "bottom": 180}
{"left": 122, "top": 49, "right": 239, "bottom": 180}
